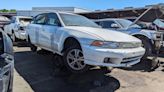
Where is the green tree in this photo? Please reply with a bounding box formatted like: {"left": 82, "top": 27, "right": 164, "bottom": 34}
{"left": 1, "top": 9, "right": 9, "bottom": 12}
{"left": 10, "top": 9, "right": 16, "bottom": 13}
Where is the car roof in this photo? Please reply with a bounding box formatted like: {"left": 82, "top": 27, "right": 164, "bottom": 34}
{"left": 38, "top": 11, "right": 81, "bottom": 16}
{"left": 14, "top": 16, "right": 32, "bottom": 19}
{"left": 94, "top": 18, "right": 126, "bottom": 21}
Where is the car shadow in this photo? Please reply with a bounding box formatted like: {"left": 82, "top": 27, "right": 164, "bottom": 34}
{"left": 119, "top": 58, "right": 159, "bottom": 72}
{"left": 14, "top": 50, "right": 120, "bottom": 92}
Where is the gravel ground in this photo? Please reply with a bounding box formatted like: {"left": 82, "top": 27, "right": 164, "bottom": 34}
{"left": 13, "top": 43, "right": 164, "bottom": 92}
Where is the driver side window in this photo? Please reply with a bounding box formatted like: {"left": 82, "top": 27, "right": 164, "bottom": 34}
{"left": 35, "top": 14, "right": 46, "bottom": 24}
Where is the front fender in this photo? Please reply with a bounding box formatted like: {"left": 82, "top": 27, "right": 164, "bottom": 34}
{"left": 57, "top": 28, "right": 102, "bottom": 54}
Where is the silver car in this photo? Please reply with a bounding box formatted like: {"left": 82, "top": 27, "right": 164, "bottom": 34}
{"left": 0, "top": 28, "right": 14, "bottom": 92}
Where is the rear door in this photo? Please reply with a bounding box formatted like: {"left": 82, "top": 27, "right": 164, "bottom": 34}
{"left": 28, "top": 14, "right": 46, "bottom": 46}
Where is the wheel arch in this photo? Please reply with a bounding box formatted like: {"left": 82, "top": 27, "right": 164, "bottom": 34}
{"left": 61, "top": 36, "right": 82, "bottom": 53}
{"left": 133, "top": 34, "right": 149, "bottom": 40}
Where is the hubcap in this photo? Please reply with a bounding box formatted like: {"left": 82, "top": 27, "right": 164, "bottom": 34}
{"left": 66, "top": 49, "right": 86, "bottom": 70}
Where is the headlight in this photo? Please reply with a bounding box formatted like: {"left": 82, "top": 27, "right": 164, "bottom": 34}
{"left": 91, "top": 41, "right": 141, "bottom": 49}
{"left": 150, "top": 32, "right": 163, "bottom": 40}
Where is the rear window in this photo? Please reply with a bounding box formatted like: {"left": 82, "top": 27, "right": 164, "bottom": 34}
{"left": 19, "top": 18, "right": 32, "bottom": 24}
{"left": 0, "top": 32, "right": 4, "bottom": 55}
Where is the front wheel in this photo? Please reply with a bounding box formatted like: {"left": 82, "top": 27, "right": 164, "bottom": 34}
{"left": 63, "top": 46, "right": 89, "bottom": 73}
{"left": 138, "top": 37, "right": 152, "bottom": 59}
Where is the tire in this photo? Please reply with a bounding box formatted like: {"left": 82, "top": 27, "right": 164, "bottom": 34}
{"left": 28, "top": 37, "right": 37, "bottom": 52}
{"left": 138, "top": 37, "right": 152, "bottom": 59}
{"left": 63, "top": 45, "right": 89, "bottom": 73}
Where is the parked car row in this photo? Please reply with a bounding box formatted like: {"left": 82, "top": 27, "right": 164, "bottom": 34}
{"left": 2, "top": 12, "right": 163, "bottom": 74}
{"left": 0, "top": 11, "right": 163, "bottom": 92}
{"left": 3, "top": 11, "right": 163, "bottom": 73}
{"left": 4, "top": 16, "right": 32, "bottom": 42}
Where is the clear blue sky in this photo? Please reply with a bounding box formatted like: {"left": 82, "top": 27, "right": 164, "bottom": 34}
{"left": 1, "top": 0, "right": 164, "bottom": 10}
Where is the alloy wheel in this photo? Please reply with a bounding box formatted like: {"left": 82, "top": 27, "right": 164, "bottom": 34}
{"left": 66, "top": 49, "right": 86, "bottom": 70}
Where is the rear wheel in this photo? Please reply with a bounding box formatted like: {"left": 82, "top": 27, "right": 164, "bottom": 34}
{"left": 28, "top": 37, "right": 37, "bottom": 52}
{"left": 63, "top": 45, "right": 89, "bottom": 73}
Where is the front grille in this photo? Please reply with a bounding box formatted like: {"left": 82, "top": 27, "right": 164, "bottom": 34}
{"left": 121, "top": 55, "right": 142, "bottom": 64}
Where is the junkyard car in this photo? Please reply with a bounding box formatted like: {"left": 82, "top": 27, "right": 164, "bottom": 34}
{"left": 0, "top": 16, "right": 10, "bottom": 30}
{"left": 152, "top": 19, "right": 164, "bottom": 31}
{"left": 0, "top": 28, "right": 14, "bottom": 92}
{"left": 4, "top": 16, "right": 32, "bottom": 41}
{"left": 27, "top": 12, "right": 145, "bottom": 73}
{"left": 94, "top": 18, "right": 162, "bottom": 57}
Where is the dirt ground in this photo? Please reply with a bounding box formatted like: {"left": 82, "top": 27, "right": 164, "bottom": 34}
{"left": 12, "top": 42, "right": 164, "bottom": 92}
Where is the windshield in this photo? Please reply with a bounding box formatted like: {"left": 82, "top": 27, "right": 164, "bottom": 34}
{"left": 116, "top": 19, "right": 141, "bottom": 28}
{"left": 19, "top": 18, "right": 32, "bottom": 25}
{"left": 60, "top": 13, "right": 100, "bottom": 28}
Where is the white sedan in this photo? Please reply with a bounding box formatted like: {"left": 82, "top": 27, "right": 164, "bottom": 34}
{"left": 4, "top": 16, "right": 32, "bottom": 41}
{"left": 26, "top": 12, "right": 145, "bottom": 73}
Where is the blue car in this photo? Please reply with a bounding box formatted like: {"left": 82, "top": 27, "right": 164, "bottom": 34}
{"left": 94, "top": 18, "right": 163, "bottom": 58}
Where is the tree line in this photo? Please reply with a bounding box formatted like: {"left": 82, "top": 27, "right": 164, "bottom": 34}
{"left": 0, "top": 9, "right": 16, "bottom": 13}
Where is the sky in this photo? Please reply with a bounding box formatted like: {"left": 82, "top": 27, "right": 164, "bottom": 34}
{"left": 1, "top": 0, "right": 164, "bottom": 10}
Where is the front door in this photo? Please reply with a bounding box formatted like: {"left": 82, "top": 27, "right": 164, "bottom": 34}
{"left": 41, "top": 13, "right": 61, "bottom": 51}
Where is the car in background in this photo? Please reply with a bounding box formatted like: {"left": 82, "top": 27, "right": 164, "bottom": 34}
{"left": 0, "top": 28, "right": 14, "bottom": 92}
{"left": 4, "top": 16, "right": 32, "bottom": 42}
{"left": 125, "top": 17, "right": 152, "bottom": 30}
{"left": 0, "top": 16, "right": 10, "bottom": 30}
{"left": 94, "top": 18, "right": 163, "bottom": 58}
{"left": 151, "top": 19, "right": 164, "bottom": 31}
{"left": 26, "top": 12, "right": 145, "bottom": 73}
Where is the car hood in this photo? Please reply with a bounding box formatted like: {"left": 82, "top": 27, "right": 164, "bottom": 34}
{"left": 65, "top": 26, "right": 141, "bottom": 42}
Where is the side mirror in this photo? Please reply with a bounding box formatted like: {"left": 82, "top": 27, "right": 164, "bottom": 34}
{"left": 111, "top": 23, "right": 119, "bottom": 28}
